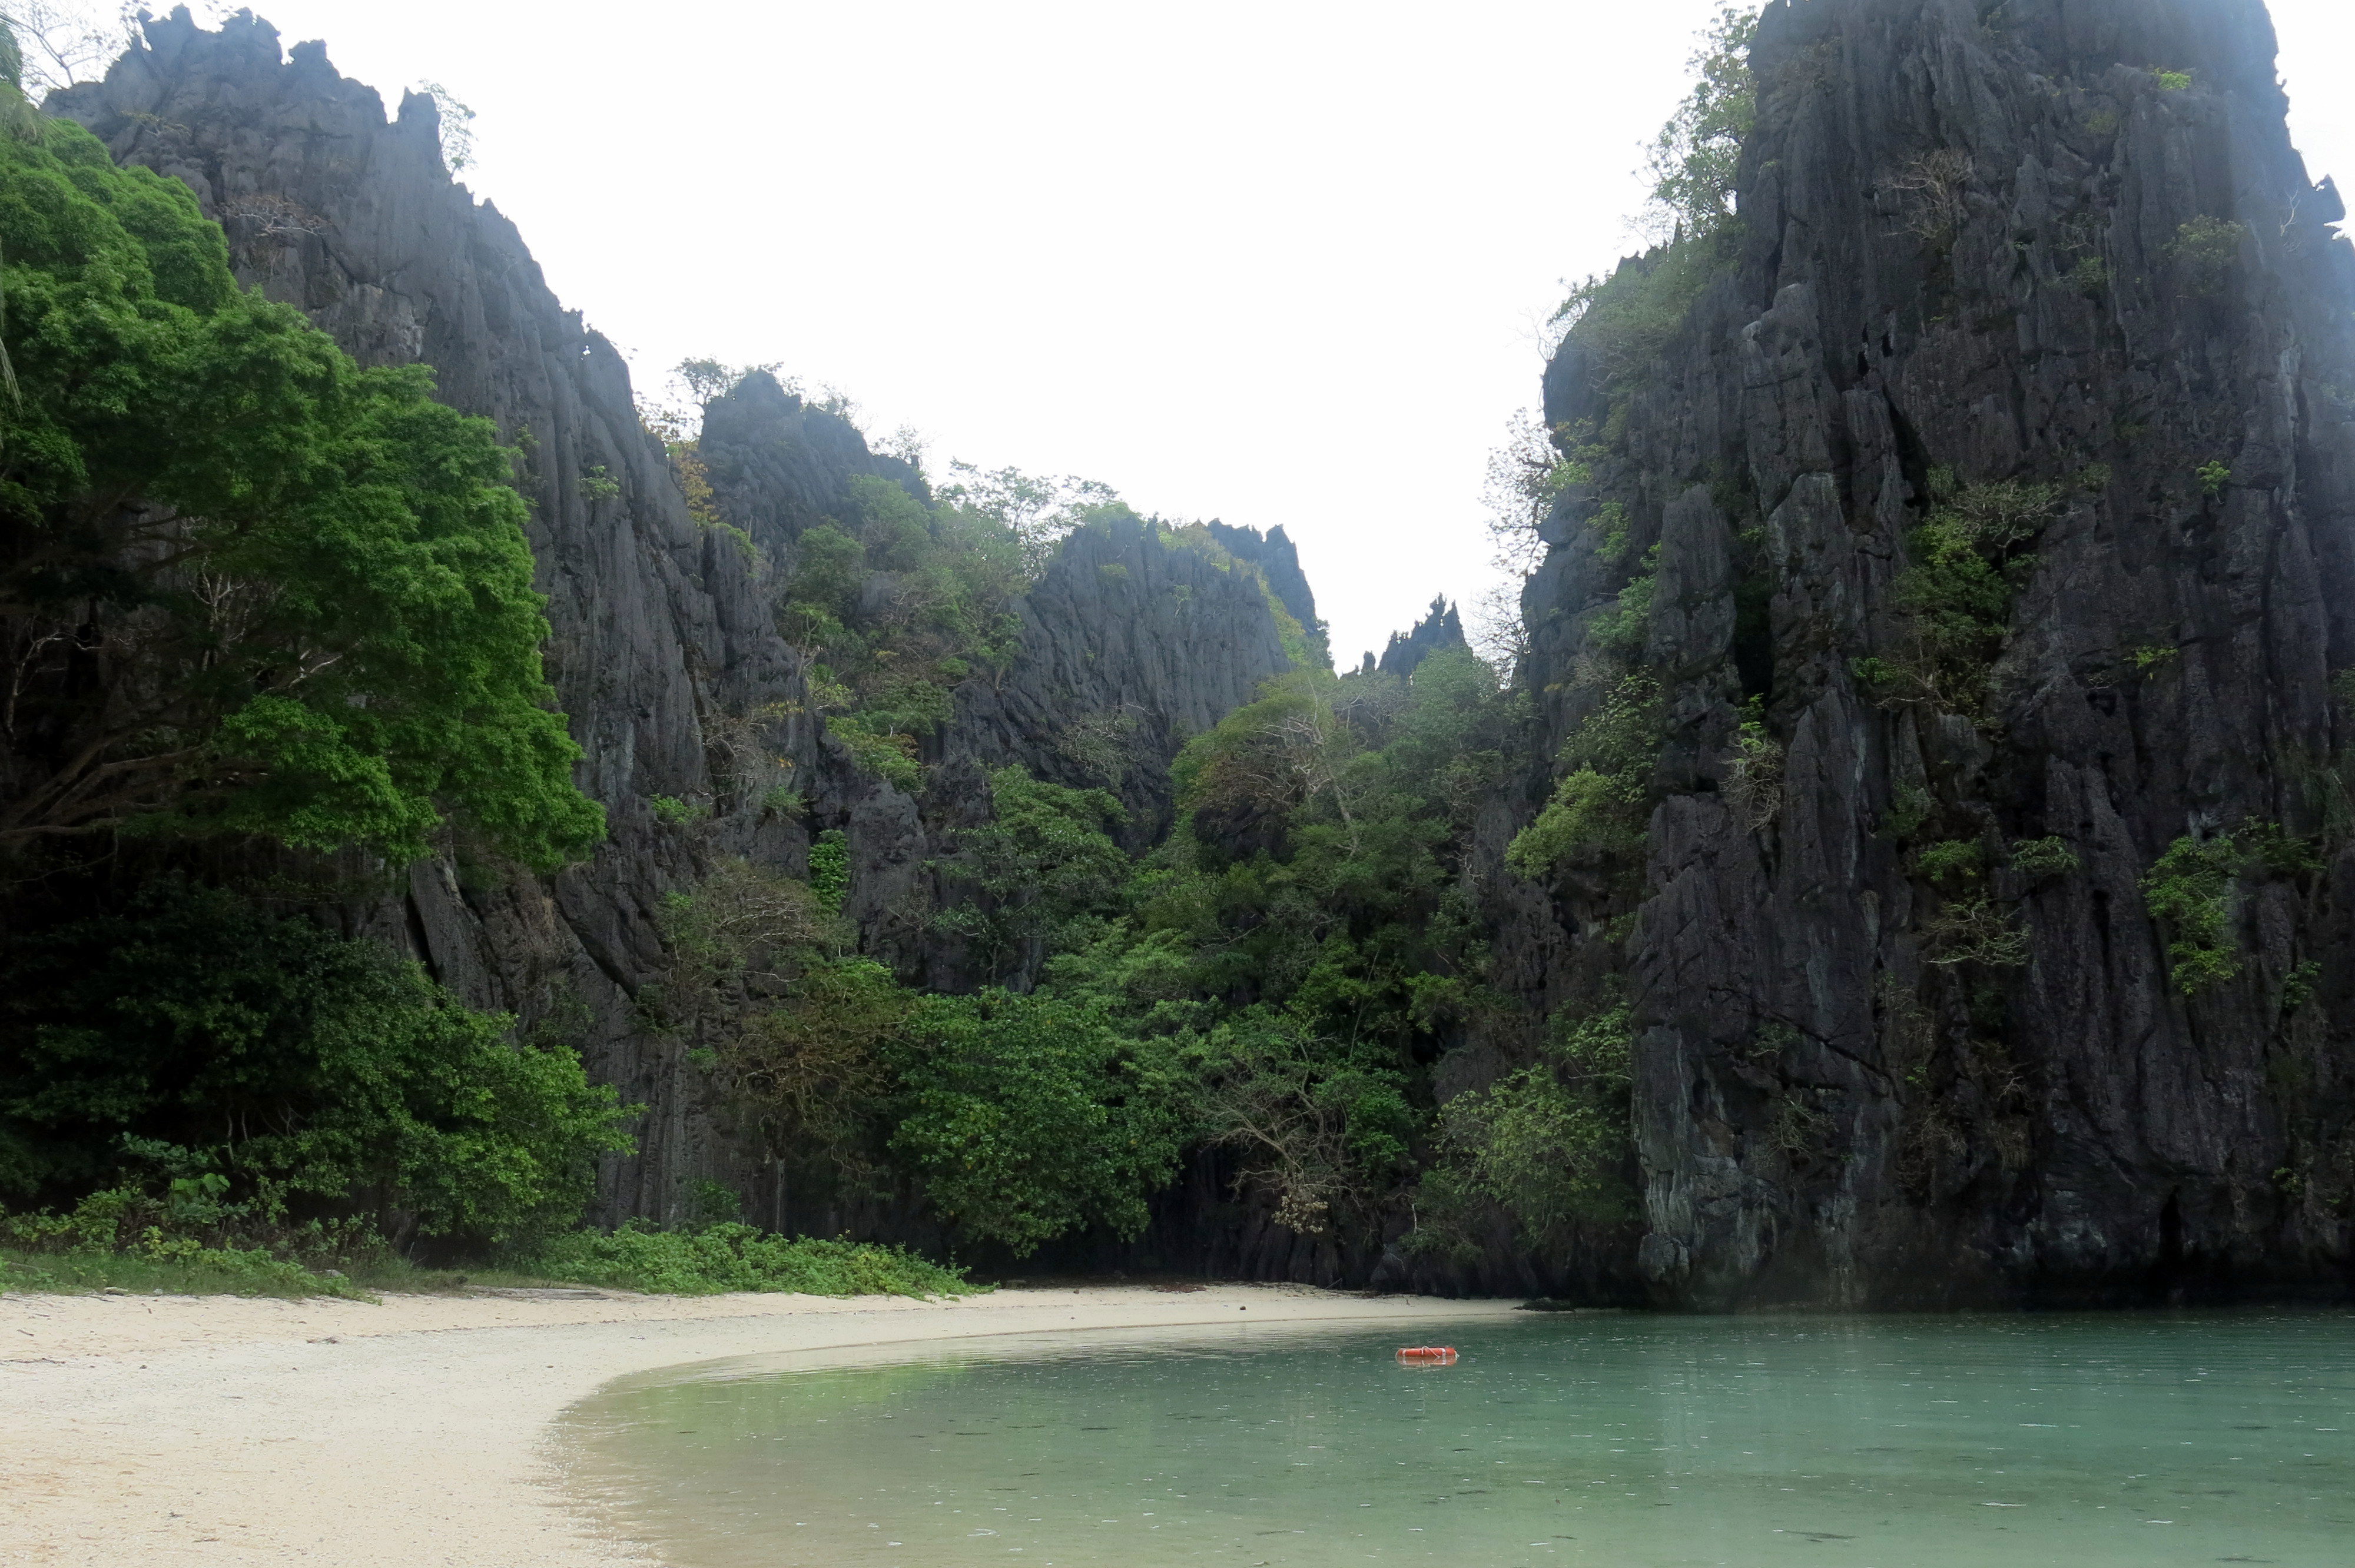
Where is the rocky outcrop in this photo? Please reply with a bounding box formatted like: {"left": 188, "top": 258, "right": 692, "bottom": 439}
{"left": 947, "top": 518, "right": 1296, "bottom": 843}
{"left": 1205, "top": 519, "right": 1322, "bottom": 639}
{"left": 48, "top": 7, "right": 1296, "bottom": 1234}
{"left": 1373, "top": 597, "right": 1467, "bottom": 679}
{"left": 1505, "top": 0, "right": 2355, "bottom": 1306}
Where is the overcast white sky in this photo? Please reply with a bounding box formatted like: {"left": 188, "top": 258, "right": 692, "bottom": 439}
{"left": 154, "top": 0, "right": 2355, "bottom": 666}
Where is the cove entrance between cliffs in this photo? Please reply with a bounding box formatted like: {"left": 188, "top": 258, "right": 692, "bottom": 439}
{"left": 556, "top": 1311, "right": 2354, "bottom": 1567}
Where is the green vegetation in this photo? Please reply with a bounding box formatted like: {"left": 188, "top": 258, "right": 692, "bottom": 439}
{"left": 1917, "top": 839, "right": 1985, "bottom": 883}
{"left": 1543, "top": 5, "right": 1753, "bottom": 421}
{"left": 1641, "top": 5, "right": 1758, "bottom": 240}
{"left": 2154, "top": 69, "right": 2194, "bottom": 92}
{"left": 2066, "top": 255, "right": 2112, "bottom": 295}
{"left": 2137, "top": 826, "right": 2319, "bottom": 996}
{"left": 649, "top": 793, "right": 708, "bottom": 826}
{"left": 0, "top": 881, "right": 633, "bottom": 1248}
{"left": 2, "top": 1184, "right": 368, "bottom": 1298}
{"left": 2143, "top": 834, "right": 2243, "bottom": 994}
{"left": 1417, "top": 999, "right": 1635, "bottom": 1251}
{"left": 2196, "top": 459, "right": 2232, "bottom": 497}
{"left": 2009, "top": 836, "right": 2081, "bottom": 881}
{"left": 1507, "top": 673, "right": 1661, "bottom": 878}
{"left": 1859, "top": 474, "right": 2060, "bottom": 715}
{"left": 528, "top": 1222, "right": 973, "bottom": 1298}
{"left": 0, "top": 107, "right": 601, "bottom": 867}
{"left": 2168, "top": 218, "right": 2245, "bottom": 295}
{"left": 891, "top": 991, "right": 1191, "bottom": 1253}
{"left": 932, "top": 768, "right": 1130, "bottom": 981}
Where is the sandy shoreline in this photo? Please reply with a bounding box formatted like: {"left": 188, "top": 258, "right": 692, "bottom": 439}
{"left": 1, "top": 1283, "right": 1518, "bottom": 1566}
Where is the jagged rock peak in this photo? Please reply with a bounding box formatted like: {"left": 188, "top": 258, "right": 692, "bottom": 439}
{"left": 1504, "top": 0, "right": 2355, "bottom": 1308}
{"left": 1203, "top": 519, "right": 1319, "bottom": 635}
{"left": 1371, "top": 596, "right": 1465, "bottom": 679}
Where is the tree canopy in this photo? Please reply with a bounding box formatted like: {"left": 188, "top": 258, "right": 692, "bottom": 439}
{"left": 0, "top": 113, "right": 602, "bottom": 867}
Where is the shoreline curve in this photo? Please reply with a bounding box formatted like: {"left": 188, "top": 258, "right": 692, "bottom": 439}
{"left": 1, "top": 1284, "right": 1519, "bottom": 1566}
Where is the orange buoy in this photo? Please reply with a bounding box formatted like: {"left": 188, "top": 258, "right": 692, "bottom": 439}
{"left": 1395, "top": 1346, "right": 1458, "bottom": 1364}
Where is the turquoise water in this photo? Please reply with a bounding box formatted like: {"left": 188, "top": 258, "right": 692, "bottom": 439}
{"left": 559, "top": 1311, "right": 2355, "bottom": 1567}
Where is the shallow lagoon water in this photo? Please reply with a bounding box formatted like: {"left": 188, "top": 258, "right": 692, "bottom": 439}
{"left": 559, "top": 1310, "right": 2354, "bottom": 1567}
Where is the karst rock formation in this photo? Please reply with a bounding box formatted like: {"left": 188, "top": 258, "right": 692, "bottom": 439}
{"left": 1499, "top": 0, "right": 2354, "bottom": 1306}
{"left": 22, "top": 0, "right": 2355, "bottom": 1303}
{"left": 48, "top": 6, "right": 1302, "bottom": 1239}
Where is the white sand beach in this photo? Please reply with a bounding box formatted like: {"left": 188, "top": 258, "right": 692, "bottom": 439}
{"left": 1, "top": 1284, "right": 1517, "bottom": 1567}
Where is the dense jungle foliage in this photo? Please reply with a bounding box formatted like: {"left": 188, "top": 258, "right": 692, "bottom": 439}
{"left": 666, "top": 642, "right": 1641, "bottom": 1263}
{"left": 0, "top": 97, "right": 602, "bottom": 866}
{"left": 0, "top": 29, "right": 627, "bottom": 1293}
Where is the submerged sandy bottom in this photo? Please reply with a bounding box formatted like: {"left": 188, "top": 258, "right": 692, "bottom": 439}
{"left": 0, "top": 1284, "right": 1515, "bottom": 1566}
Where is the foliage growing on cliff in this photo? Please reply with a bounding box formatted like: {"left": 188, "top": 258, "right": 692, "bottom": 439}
{"left": 0, "top": 118, "right": 602, "bottom": 866}
{"left": 1026, "top": 646, "right": 1524, "bottom": 1239}
{"left": 933, "top": 767, "right": 1129, "bottom": 982}
{"left": 2142, "top": 833, "right": 2244, "bottom": 994}
{"left": 1506, "top": 673, "right": 1661, "bottom": 878}
{"left": 0, "top": 881, "right": 633, "bottom": 1247}
{"left": 779, "top": 474, "right": 1031, "bottom": 789}
{"left": 1415, "top": 997, "right": 1636, "bottom": 1252}
{"left": 2140, "top": 825, "right": 2324, "bottom": 996}
{"left": 1641, "top": 5, "right": 1759, "bottom": 240}
{"left": 1856, "top": 474, "right": 2059, "bottom": 715}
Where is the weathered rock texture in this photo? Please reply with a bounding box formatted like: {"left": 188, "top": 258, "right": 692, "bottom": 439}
{"left": 48, "top": 7, "right": 1296, "bottom": 1234}
{"left": 1374, "top": 597, "right": 1467, "bottom": 679}
{"left": 1507, "top": 0, "right": 2355, "bottom": 1306}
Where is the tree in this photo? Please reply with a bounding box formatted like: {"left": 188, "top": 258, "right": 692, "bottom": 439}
{"left": 0, "top": 115, "right": 603, "bottom": 867}
{"left": 1, "top": 1, "right": 128, "bottom": 101}
{"left": 1639, "top": 5, "right": 1758, "bottom": 240}
{"left": 890, "top": 989, "right": 1192, "bottom": 1253}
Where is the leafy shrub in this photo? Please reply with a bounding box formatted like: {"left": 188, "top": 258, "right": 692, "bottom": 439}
{"left": 1921, "top": 895, "right": 2029, "bottom": 968}
{"left": 890, "top": 991, "right": 1193, "bottom": 1254}
{"left": 2168, "top": 218, "right": 2245, "bottom": 295}
{"left": 1587, "top": 552, "right": 1659, "bottom": 653}
{"left": 530, "top": 1223, "right": 971, "bottom": 1297}
{"left": 1870, "top": 477, "right": 2060, "bottom": 714}
{"left": 2008, "top": 836, "right": 2081, "bottom": 881}
{"left": 2142, "top": 835, "right": 2241, "bottom": 994}
{"left": 648, "top": 793, "right": 708, "bottom": 826}
{"left": 1917, "top": 839, "right": 1985, "bottom": 883}
{"left": 777, "top": 473, "right": 1032, "bottom": 787}
{"left": 934, "top": 768, "right": 1129, "bottom": 980}
{"left": 2154, "top": 68, "right": 2193, "bottom": 91}
{"left": 2195, "top": 460, "right": 2232, "bottom": 497}
{"left": 0, "top": 881, "right": 632, "bottom": 1248}
{"left": 724, "top": 958, "right": 911, "bottom": 1159}
{"left": 1414, "top": 998, "right": 1635, "bottom": 1252}
{"left": 808, "top": 828, "right": 851, "bottom": 912}
{"left": 1640, "top": 5, "right": 1757, "bottom": 239}
{"left": 1507, "top": 674, "right": 1661, "bottom": 877}
{"left": 1431, "top": 1069, "right": 1626, "bottom": 1238}
{"left": 831, "top": 714, "right": 924, "bottom": 790}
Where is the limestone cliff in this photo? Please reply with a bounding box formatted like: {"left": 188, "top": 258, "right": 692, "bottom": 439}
{"left": 1503, "top": 0, "right": 2355, "bottom": 1306}
{"left": 47, "top": 7, "right": 1301, "bottom": 1233}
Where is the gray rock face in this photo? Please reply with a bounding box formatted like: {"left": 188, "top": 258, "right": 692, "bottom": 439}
{"left": 950, "top": 517, "right": 1296, "bottom": 845}
{"left": 1374, "top": 597, "right": 1467, "bottom": 679}
{"left": 1508, "top": 0, "right": 2354, "bottom": 1305}
{"left": 48, "top": 7, "right": 1294, "bottom": 1233}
